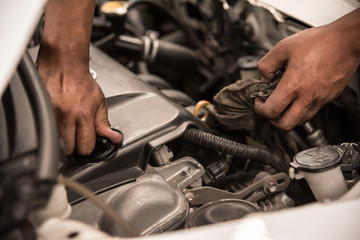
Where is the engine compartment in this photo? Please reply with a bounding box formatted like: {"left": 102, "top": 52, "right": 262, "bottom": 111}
{"left": 63, "top": 46, "right": 209, "bottom": 203}
{"left": 68, "top": 1, "right": 360, "bottom": 237}
{"left": 64, "top": 41, "right": 359, "bottom": 237}
{"left": 1, "top": 1, "right": 360, "bottom": 239}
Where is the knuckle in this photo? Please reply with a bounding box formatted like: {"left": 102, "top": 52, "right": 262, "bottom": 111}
{"left": 257, "top": 59, "right": 267, "bottom": 73}
{"left": 57, "top": 105, "right": 75, "bottom": 120}
{"left": 275, "top": 38, "right": 289, "bottom": 51}
{"left": 300, "top": 92, "right": 318, "bottom": 109}
{"left": 303, "top": 97, "right": 314, "bottom": 108}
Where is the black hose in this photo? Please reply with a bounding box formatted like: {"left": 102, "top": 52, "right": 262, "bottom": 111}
{"left": 127, "top": 0, "right": 211, "bottom": 58}
{"left": 18, "top": 52, "right": 59, "bottom": 182}
{"left": 184, "top": 128, "right": 285, "bottom": 172}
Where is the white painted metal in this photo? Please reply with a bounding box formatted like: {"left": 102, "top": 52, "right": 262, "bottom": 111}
{"left": 248, "top": 0, "right": 360, "bottom": 27}
{"left": 0, "top": 0, "right": 46, "bottom": 96}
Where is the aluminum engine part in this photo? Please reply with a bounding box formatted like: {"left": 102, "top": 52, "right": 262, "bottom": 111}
{"left": 258, "top": 192, "right": 295, "bottom": 211}
{"left": 151, "top": 145, "right": 174, "bottom": 166}
{"left": 100, "top": 172, "right": 188, "bottom": 237}
{"left": 185, "top": 199, "right": 260, "bottom": 228}
{"left": 154, "top": 156, "right": 205, "bottom": 191}
{"left": 184, "top": 172, "right": 290, "bottom": 206}
{"left": 70, "top": 157, "right": 204, "bottom": 237}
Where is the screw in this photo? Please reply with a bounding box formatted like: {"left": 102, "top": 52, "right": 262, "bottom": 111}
{"left": 182, "top": 167, "right": 193, "bottom": 176}
{"left": 267, "top": 181, "right": 278, "bottom": 193}
{"left": 184, "top": 192, "right": 195, "bottom": 203}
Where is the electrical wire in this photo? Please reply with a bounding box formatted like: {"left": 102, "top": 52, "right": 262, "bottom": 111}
{"left": 184, "top": 128, "right": 286, "bottom": 172}
{"left": 58, "top": 176, "right": 139, "bottom": 237}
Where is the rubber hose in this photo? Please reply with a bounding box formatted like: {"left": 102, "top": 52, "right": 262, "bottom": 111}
{"left": 184, "top": 128, "right": 284, "bottom": 172}
{"left": 127, "top": 0, "right": 211, "bottom": 58}
{"left": 18, "top": 52, "right": 59, "bottom": 181}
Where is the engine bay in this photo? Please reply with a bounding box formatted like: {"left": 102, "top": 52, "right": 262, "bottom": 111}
{"left": 1, "top": 0, "right": 360, "bottom": 239}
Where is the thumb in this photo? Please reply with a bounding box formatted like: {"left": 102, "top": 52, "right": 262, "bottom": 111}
{"left": 95, "top": 103, "right": 123, "bottom": 145}
{"left": 257, "top": 42, "right": 289, "bottom": 83}
{"left": 96, "top": 121, "right": 123, "bottom": 144}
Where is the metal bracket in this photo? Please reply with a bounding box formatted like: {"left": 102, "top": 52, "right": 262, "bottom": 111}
{"left": 184, "top": 172, "right": 290, "bottom": 206}
{"left": 155, "top": 157, "right": 205, "bottom": 191}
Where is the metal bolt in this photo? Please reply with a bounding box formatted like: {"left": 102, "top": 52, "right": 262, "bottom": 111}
{"left": 184, "top": 192, "right": 195, "bottom": 203}
{"left": 267, "top": 181, "right": 277, "bottom": 193}
{"left": 182, "top": 167, "right": 193, "bottom": 176}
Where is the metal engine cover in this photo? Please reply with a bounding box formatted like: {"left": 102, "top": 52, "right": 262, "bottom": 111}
{"left": 61, "top": 46, "right": 207, "bottom": 202}
{"left": 70, "top": 157, "right": 205, "bottom": 237}
{"left": 100, "top": 171, "right": 188, "bottom": 237}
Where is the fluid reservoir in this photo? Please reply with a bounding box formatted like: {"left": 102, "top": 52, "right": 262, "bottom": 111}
{"left": 289, "top": 145, "right": 348, "bottom": 201}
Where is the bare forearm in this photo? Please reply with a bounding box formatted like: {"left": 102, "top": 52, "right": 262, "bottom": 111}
{"left": 39, "top": 0, "right": 96, "bottom": 67}
{"left": 330, "top": 8, "right": 360, "bottom": 61}
{"left": 36, "top": 0, "right": 123, "bottom": 155}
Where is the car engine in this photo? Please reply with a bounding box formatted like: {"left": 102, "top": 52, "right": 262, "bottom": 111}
{"left": 1, "top": 0, "right": 360, "bottom": 239}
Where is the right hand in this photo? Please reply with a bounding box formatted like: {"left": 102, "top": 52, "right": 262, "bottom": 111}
{"left": 37, "top": 47, "right": 123, "bottom": 156}
{"left": 37, "top": 0, "right": 123, "bottom": 156}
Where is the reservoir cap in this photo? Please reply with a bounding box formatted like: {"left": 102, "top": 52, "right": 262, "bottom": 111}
{"left": 291, "top": 145, "right": 346, "bottom": 172}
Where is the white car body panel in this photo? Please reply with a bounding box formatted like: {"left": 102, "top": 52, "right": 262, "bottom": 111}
{"left": 0, "top": 0, "right": 45, "bottom": 96}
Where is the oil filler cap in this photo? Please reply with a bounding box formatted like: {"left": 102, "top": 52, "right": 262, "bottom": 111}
{"left": 71, "top": 129, "right": 123, "bottom": 163}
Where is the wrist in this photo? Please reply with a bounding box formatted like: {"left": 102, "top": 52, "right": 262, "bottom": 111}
{"left": 330, "top": 9, "right": 360, "bottom": 61}
{"left": 37, "top": 40, "right": 90, "bottom": 72}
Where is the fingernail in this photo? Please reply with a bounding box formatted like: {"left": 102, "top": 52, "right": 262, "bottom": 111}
{"left": 111, "top": 128, "right": 124, "bottom": 145}
{"left": 112, "top": 128, "right": 122, "bottom": 135}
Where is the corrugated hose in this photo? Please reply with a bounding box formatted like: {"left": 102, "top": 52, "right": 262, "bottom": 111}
{"left": 183, "top": 128, "right": 286, "bottom": 172}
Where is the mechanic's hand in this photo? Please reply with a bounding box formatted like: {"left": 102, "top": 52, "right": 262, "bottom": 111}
{"left": 254, "top": 11, "right": 360, "bottom": 131}
{"left": 36, "top": 0, "right": 122, "bottom": 156}
{"left": 37, "top": 53, "right": 123, "bottom": 156}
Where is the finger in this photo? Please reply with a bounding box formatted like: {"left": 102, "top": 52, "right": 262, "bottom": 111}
{"left": 257, "top": 42, "right": 289, "bottom": 83}
{"left": 254, "top": 97, "right": 266, "bottom": 116}
{"left": 76, "top": 117, "right": 96, "bottom": 156}
{"left": 59, "top": 117, "right": 76, "bottom": 156}
{"left": 298, "top": 103, "right": 323, "bottom": 126}
{"left": 254, "top": 73, "right": 296, "bottom": 120}
{"left": 269, "top": 98, "right": 310, "bottom": 131}
{"left": 95, "top": 102, "right": 123, "bottom": 144}
{"left": 269, "top": 93, "right": 321, "bottom": 131}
